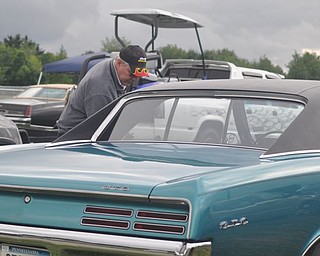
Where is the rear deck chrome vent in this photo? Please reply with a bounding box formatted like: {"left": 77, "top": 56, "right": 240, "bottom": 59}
{"left": 133, "top": 222, "right": 185, "bottom": 234}
{"left": 84, "top": 206, "right": 133, "bottom": 217}
{"left": 136, "top": 210, "right": 188, "bottom": 222}
{"left": 81, "top": 217, "right": 129, "bottom": 229}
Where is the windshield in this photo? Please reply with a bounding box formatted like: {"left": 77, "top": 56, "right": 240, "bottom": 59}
{"left": 100, "top": 97, "right": 304, "bottom": 149}
{"left": 17, "top": 87, "right": 67, "bottom": 100}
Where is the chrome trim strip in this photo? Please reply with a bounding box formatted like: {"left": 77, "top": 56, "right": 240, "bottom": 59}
{"left": 9, "top": 117, "right": 31, "bottom": 122}
{"left": 261, "top": 149, "right": 320, "bottom": 159}
{"left": 46, "top": 140, "right": 92, "bottom": 148}
{"left": 0, "top": 223, "right": 211, "bottom": 256}
{"left": 149, "top": 196, "right": 192, "bottom": 239}
{"left": 19, "top": 123, "right": 56, "bottom": 131}
{"left": 0, "top": 184, "right": 148, "bottom": 200}
{"left": 301, "top": 235, "right": 320, "bottom": 256}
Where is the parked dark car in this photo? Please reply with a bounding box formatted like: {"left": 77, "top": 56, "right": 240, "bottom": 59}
{"left": 0, "top": 83, "right": 74, "bottom": 143}
{"left": 1, "top": 79, "right": 320, "bottom": 256}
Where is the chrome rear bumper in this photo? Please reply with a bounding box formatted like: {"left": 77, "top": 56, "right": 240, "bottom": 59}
{"left": 0, "top": 224, "right": 211, "bottom": 256}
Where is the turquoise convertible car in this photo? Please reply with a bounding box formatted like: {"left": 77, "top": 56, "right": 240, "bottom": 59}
{"left": 0, "top": 79, "right": 320, "bottom": 256}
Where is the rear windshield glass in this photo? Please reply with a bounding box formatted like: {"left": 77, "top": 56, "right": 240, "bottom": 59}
{"left": 101, "top": 97, "right": 304, "bottom": 149}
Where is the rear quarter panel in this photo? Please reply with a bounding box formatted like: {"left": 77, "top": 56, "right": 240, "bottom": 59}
{"left": 150, "top": 155, "right": 320, "bottom": 255}
{"left": 189, "top": 157, "right": 320, "bottom": 256}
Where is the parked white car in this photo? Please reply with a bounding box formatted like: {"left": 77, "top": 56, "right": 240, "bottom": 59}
{"left": 159, "top": 59, "right": 284, "bottom": 81}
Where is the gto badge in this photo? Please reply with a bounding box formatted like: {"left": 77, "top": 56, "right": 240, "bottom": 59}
{"left": 219, "top": 217, "right": 248, "bottom": 230}
{"left": 103, "top": 185, "right": 130, "bottom": 192}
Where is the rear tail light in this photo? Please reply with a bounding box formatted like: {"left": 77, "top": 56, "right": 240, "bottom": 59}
{"left": 136, "top": 210, "right": 188, "bottom": 222}
{"left": 81, "top": 217, "right": 130, "bottom": 229}
{"left": 133, "top": 222, "right": 185, "bottom": 234}
{"left": 82, "top": 206, "right": 189, "bottom": 235}
{"left": 24, "top": 106, "right": 32, "bottom": 117}
{"left": 84, "top": 206, "right": 133, "bottom": 217}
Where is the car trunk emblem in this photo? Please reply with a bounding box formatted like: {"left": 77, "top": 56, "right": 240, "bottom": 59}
{"left": 103, "top": 185, "right": 130, "bottom": 192}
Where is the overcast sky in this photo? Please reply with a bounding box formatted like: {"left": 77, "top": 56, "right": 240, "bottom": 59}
{"left": 1, "top": 0, "right": 320, "bottom": 70}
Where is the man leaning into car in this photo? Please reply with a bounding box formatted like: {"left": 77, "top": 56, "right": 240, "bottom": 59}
{"left": 56, "top": 45, "right": 148, "bottom": 137}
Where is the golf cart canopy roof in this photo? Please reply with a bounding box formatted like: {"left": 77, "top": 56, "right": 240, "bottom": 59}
{"left": 110, "top": 9, "right": 203, "bottom": 29}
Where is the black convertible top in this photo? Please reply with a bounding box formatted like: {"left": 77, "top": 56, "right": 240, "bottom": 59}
{"left": 55, "top": 79, "right": 320, "bottom": 157}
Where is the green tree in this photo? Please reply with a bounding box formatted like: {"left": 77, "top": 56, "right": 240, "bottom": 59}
{"left": 251, "top": 56, "right": 284, "bottom": 75}
{"left": 0, "top": 43, "right": 14, "bottom": 83}
{"left": 4, "top": 34, "right": 24, "bottom": 48}
{"left": 4, "top": 34, "right": 44, "bottom": 55}
{"left": 185, "top": 49, "right": 201, "bottom": 59}
{"left": 0, "top": 34, "right": 45, "bottom": 85}
{"left": 287, "top": 52, "right": 320, "bottom": 79}
{"left": 0, "top": 34, "right": 73, "bottom": 86}
{"left": 204, "top": 48, "right": 244, "bottom": 65}
{"left": 158, "top": 44, "right": 189, "bottom": 60}
{"left": 39, "top": 45, "right": 67, "bottom": 65}
{"left": 101, "top": 36, "right": 131, "bottom": 52}
{"left": 2, "top": 48, "right": 42, "bottom": 85}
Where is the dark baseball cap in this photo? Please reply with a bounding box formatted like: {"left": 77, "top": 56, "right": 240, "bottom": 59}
{"left": 119, "top": 45, "right": 149, "bottom": 77}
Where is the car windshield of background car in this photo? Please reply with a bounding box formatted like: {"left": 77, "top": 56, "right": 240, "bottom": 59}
{"left": 17, "top": 88, "right": 67, "bottom": 100}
